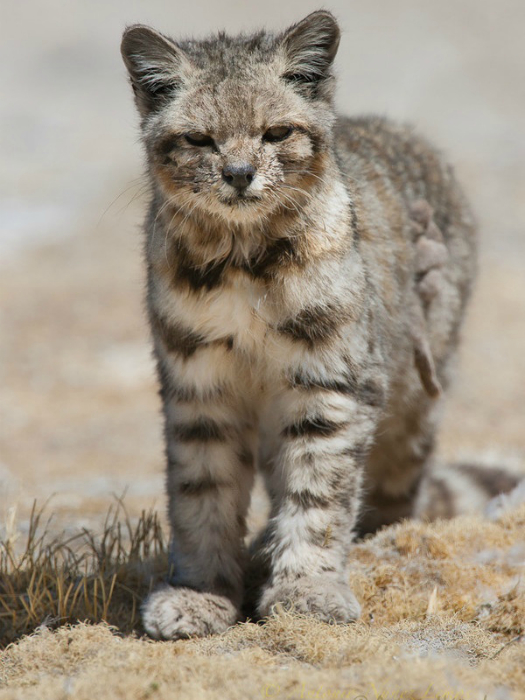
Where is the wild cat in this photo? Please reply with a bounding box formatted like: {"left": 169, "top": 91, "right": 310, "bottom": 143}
{"left": 120, "top": 11, "right": 522, "bottom": 639}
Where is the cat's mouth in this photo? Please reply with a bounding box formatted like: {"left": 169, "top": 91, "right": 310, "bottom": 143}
{"left": 219, "top": 193, "right": 262, "bottom": 207}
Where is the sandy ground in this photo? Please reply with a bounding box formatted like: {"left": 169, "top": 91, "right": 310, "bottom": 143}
{"left": 0, "top": 0, "right": 524, "bottom": 697}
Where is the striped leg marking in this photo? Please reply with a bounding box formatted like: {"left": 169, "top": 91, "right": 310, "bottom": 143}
{"left": 257, "top": 375, "right": 379, "bottom": 622}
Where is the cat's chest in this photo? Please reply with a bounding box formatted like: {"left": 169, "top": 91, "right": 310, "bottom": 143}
{"left": 162, "top": 269, "right": 276, "bottom": 354}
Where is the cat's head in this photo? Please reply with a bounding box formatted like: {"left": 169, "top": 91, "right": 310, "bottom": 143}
{"left": 121, "top": 11, "right": 340, "bottom": 226}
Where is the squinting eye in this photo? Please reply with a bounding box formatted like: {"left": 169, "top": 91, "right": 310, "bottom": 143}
{"left": 263, "top": 126, "right": 293, "bottom": 143}
{"left": 184, "top": 133, "right": 215, "bottom": 147}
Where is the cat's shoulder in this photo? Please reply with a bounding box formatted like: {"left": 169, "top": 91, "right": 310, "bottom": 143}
{"left": 334, "top": 114, "right": 443, "bottom": 167}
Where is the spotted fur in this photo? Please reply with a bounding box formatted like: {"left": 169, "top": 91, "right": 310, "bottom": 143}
{"left": 120, "top": 11, "right": 514, "bottom": 640}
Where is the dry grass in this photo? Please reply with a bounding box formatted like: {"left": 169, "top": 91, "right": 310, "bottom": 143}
{"left": 1, "top": 502, "right": 524, "bottom": 699}
{"left": 0, "top": 501, "right": 166, "bottom": 647}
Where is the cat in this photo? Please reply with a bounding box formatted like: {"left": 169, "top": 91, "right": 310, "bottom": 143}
{"left": 120, "top": 10, "right": 521, "bottom": 639}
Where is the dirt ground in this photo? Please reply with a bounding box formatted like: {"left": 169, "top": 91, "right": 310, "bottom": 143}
{"left": 1, "top": 0, "right": 524, "bottom": 697}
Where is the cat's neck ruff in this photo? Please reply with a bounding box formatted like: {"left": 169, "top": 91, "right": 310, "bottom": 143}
{"left": 153, "top": 172, "right": 351, "bottom": 270}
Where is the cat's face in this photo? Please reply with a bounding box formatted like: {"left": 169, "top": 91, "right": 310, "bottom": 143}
{"left": 122, "top": 12, "right": 340, "bottom": 226}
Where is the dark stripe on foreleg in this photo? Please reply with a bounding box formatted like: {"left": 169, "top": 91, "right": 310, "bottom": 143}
{"left": 151, "top": 310, "right": 207, "bottom": 358}
{"left": 173, "top": 417, "right": 231, "bottom": 442}
{"left": 290, "top": 368, "right": 385, "bottom": 408}
{"left": 282, "top": 415, "right": 348, "bottom": 438}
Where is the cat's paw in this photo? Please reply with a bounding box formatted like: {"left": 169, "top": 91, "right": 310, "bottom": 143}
{"left": 258, "top": 575, "right": 361, "bottom": 623}
{"left": 142, "top": 585, "right": 240, "bottom": 640}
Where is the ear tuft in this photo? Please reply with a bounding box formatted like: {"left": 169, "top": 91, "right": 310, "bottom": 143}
{"left": 280, "top": 11, "right": 340, "bottom": 100}
{"left": 121, "top": 25, "right": 191, "bottom": 117}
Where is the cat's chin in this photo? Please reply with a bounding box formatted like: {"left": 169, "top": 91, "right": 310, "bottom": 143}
{"left": 211, "top": 196, "right": 274, "bottom": 225}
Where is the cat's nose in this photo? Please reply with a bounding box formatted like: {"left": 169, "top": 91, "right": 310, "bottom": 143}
{"left": 222, "top": 163, "right": 256, "bottom": 190}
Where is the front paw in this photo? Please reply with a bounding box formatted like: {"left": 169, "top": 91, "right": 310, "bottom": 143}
{"left": 142, "top": 585, "right": 240, "bottom": 640}
{"left": 258, "top": 574, "right": 361, "bottom": 623}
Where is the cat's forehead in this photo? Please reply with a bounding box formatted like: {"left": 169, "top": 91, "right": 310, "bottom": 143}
{"left": 179, "top": 31, "right": 278, "bottom": 75}
{"left": 166, "top": 38, "right": 305, "bottom": 135}
{"left": 172, "top": 78, "right": 303, "bottom": 137}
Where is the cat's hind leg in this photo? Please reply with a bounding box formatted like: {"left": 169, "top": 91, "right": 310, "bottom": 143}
{"left": 356, "top": 394, "right": 440, "bottom": 537}
{"left": 359, "top": 395, "right": 525, "bottom": 535}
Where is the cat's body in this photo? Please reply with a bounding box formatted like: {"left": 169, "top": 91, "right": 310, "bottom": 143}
{"left": 120, "top": 12, "right": 519, "bottom": 640}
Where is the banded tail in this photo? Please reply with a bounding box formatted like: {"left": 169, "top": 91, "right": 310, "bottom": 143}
{"left": 414, "top": 458, "right": 525, "bottom": 522}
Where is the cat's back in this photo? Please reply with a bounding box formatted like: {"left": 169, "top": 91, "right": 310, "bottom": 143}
{"left": 334, "top": 114, "right": 477, "bottom": 386}
{"left": 334, "top": 114, "right": 476, "bottom": 258}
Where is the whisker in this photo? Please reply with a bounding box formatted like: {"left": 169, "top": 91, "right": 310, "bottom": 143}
{"left": 97, "top": 176, "right": 149, "bottom": 226}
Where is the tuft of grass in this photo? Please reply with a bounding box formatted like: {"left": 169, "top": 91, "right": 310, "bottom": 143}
{"left": 0, "top": 501, "right": 167, "bottom": 647}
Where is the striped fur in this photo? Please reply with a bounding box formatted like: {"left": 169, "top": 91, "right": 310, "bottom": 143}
{"left": 120, "top": 11, "right": 497, "bottom": 639}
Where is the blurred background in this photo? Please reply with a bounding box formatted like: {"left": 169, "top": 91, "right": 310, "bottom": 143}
{"left": 1, "top": 0, "right": 524, "bottom": 535}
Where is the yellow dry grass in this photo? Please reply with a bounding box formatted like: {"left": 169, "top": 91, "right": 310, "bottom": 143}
{"left": 1, "top": 503, "right": 524, "bottom": 699}
{"left": 0, "top": 502, "right": 166, "bottom": 647}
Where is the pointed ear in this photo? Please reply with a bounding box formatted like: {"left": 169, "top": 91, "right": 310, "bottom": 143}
{"left": 279, "top": 11, "right": 340, "bottom": 100}
{"left": 121, "top": 25, "right": 192, "bottom": 117}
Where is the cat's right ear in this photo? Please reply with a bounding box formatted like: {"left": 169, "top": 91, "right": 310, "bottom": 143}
{"left": 121, "top": 25, "right": 192, "bottom": 117}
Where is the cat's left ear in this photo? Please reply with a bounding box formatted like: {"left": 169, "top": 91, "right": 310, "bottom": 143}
{"left": 279, "top": 11, "right": 340, "bottom": 101}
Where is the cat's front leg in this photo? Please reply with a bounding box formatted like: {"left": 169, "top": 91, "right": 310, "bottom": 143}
{"left": 142, "top": 347, "right": 256, "bottom": 640}
{"left": 257, "top": 361, "right": 382, "bottom": 623}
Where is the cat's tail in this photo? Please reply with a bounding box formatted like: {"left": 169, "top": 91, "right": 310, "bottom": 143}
{"left": 414, "top": 455, "right": 525, "bottom": 522}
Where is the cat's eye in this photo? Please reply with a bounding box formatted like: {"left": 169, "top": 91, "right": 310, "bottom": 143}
{"left": 263, "top": 126, "right": 293, "bottom": 143}
{"left": 184, "top": 133, "right": 215, "bottom": 148}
